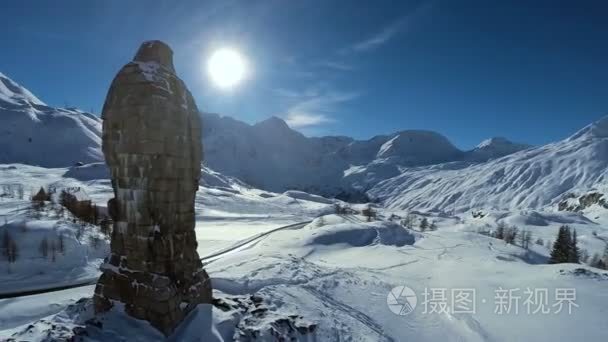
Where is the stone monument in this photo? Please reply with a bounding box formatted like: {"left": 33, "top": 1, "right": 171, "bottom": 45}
{"left": 94, "top": 40, "right": 211, "bottom": 335}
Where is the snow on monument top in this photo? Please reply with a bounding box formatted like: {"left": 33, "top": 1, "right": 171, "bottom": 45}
{"left": 133, "top": 40, "right": 175, "bottom": 72}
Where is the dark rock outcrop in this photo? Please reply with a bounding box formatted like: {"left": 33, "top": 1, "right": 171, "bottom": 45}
{"left": 94, "top": 40, "right": 211, "bottom": 336}
{"left": 558, "top": 192, "right": 608, "bottom": 212}
{"left": 212, "top": 295, "right": 317, "bottom": 341}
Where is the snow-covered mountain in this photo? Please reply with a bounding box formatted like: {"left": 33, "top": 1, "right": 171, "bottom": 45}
{"left": 466, "top": 137, "right": 532, "bottom": 162}
{"left": 2, "top": 71, "right": 553, "bottom": 207}
{"left": 0, "top": 72, "right": 102, "bottom": 167}
{"left": 370, "top": 116, "right": 608, "bottom": 212}
{"left": 202, "top": 113, "right": 529, "bottom": 199}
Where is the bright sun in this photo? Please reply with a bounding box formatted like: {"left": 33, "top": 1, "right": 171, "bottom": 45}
{"left": 207, "top": 48, "right": 247, "bottom": 89}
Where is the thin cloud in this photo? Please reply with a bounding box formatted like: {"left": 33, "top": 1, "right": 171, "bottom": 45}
{"left": 277, "top": 87, "right": 361, "bottom": 128}
{"left": 343, "top": 2, "right": 433, "bottom": 54}
{"left": 314, "top": 60, "right": 355, "bottom": 71}
{"left": 352, "top": 19, "right": 404, "bottom": 52}
{"left": 285, "top": 113, "right": 333, "bottom": 128}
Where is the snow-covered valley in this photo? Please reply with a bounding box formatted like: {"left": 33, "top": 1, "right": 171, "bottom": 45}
{"left": 1, "top": 71, "right": 608, "bottom": 341}
{"left": 1, "top": 164, "right": 607, "bottom": 341}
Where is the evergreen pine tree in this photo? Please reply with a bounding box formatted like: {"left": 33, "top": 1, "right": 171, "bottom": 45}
{"left": 550, "top": 226, "right": 572, "bottom": 264}
{"left": 504, "top": 226, "right": 518, "bottom": 244}
{"left": 50, "top": 240, "right": 56, "bottom": 262}
{"left": 568, "top": 229, "right": 580, "bottom": 263}
{"left": 494, "top": 222, "right": 506, "bottom": 240}
{"left": 419, "top": 218, "right": 429, "bottom": 231}
{"left": 58, "top": 233, "right": 65, "bottom": 254}
{"left": 403, "top": 213, "right": 416, "bottom": 229}
{"left": 524, "top": 230, "right": 532, "bottom": 249}
{"left": 2, "top": 229, "right": 11, "bottom": 260}
{"left": 39, "top": 236, "right": 49, "bottom": 259}
{"left": 7, "top": 238, "right": 18, "bottom": 263}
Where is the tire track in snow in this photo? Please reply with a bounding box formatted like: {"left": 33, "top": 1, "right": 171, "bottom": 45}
{"left": 302, "top": 285, "right": 396, "bottom": 342}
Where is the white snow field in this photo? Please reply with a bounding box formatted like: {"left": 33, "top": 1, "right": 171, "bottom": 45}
{"left": 1, "top": 207, "right": 607, "bottom": 341}
{"left": 0, "top": 163, "right": 337, "bottom": 294}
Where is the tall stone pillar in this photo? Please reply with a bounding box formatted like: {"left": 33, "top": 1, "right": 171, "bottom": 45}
{"left": 94, "top": 40, "right": 211, "bottom": 335}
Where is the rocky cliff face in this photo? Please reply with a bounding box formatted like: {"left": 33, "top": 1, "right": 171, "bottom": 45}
{"left": 94, "top": 40, "right": 211, "bottom": 335}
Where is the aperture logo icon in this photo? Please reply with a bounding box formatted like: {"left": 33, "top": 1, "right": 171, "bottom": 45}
{"left": 387, "top": 285, "right": 417, "bottom": 315}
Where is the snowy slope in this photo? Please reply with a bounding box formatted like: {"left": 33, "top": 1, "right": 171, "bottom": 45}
{"left": 370, "top": 116, "right": 608, "bottom": 212}
{"left": 0, "top": 72, "right": 102, "bottom": 167}
{"left": 202, "top": 114, "right": 341, "bottom": 193}
{"left": 466, "top": 137, "right": 532, "bottom": 162}
{"left": 3, "top": 213, "right": 608, "bottom": 341}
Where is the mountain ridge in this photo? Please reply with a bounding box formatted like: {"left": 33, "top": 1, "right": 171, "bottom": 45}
{"left": 7, "top": 71, "right": 603, "bottom": 214}
{"left": 370, "top": 114, "right": 608, "bottom": 212}
{"left": 201, "top": 112, "right": 531, "bottom": 198}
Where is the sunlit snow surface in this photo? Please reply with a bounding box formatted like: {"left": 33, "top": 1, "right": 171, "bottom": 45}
{"left": 1, "top": 163, "right": 608, "bottom": 341}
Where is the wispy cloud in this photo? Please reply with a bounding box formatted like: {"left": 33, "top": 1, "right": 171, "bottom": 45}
{"left": 285, "top": 113, "right": 333, "bottom": 128}
{"left": 314, "top": 60, "right": 355, "bottom": 71}
{"left": 351, "top": 19, "right": 405, "bottom": 52}
{"left": 342, "top": 2, "right": 433, "bottom": 54}
{"left": 277, "top": 86, "right": 360, "bottom": 128}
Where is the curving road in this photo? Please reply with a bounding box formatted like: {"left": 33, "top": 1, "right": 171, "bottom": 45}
{"left": 0, "top": 220, "right": 311, "bottom": 299}
{"left": 200, "top": 220, "right": 311, "bottom": 264}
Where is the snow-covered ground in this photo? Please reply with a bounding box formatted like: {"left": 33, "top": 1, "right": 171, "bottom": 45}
{"left": 0, "top": 163, "right": 337, "bottom": 295}
{"left": 1, "top": 161, "right": 608, "bottom": 341}
{"left": 1, "top": 163, "right": 608, "bottom": 341}
{"left": 2, "top": 209, "right": 607, "bottom": 341}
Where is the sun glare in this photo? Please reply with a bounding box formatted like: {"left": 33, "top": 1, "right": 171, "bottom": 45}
{"left": 207, "top": 48, "right": 247, "bottom": 89}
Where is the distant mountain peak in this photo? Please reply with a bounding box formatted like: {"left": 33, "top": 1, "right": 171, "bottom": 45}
{"left": 476, "top": 137, "right": 519, "bottom": 149}
{"left": 0, "top": 72, "right": 45, "bottom": 106}
{"left": 466, "top": 136, "right": 530, "bottom": 162}
{"left": 375, "top": 130, "right": 462, "bottom": 163}
{"left": 254, "top": 116, "right": 290, "bottom": 130}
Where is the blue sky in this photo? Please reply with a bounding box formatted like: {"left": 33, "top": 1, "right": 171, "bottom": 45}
{"left": 1, "top": 0, "right": 607, "bottom": 149}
